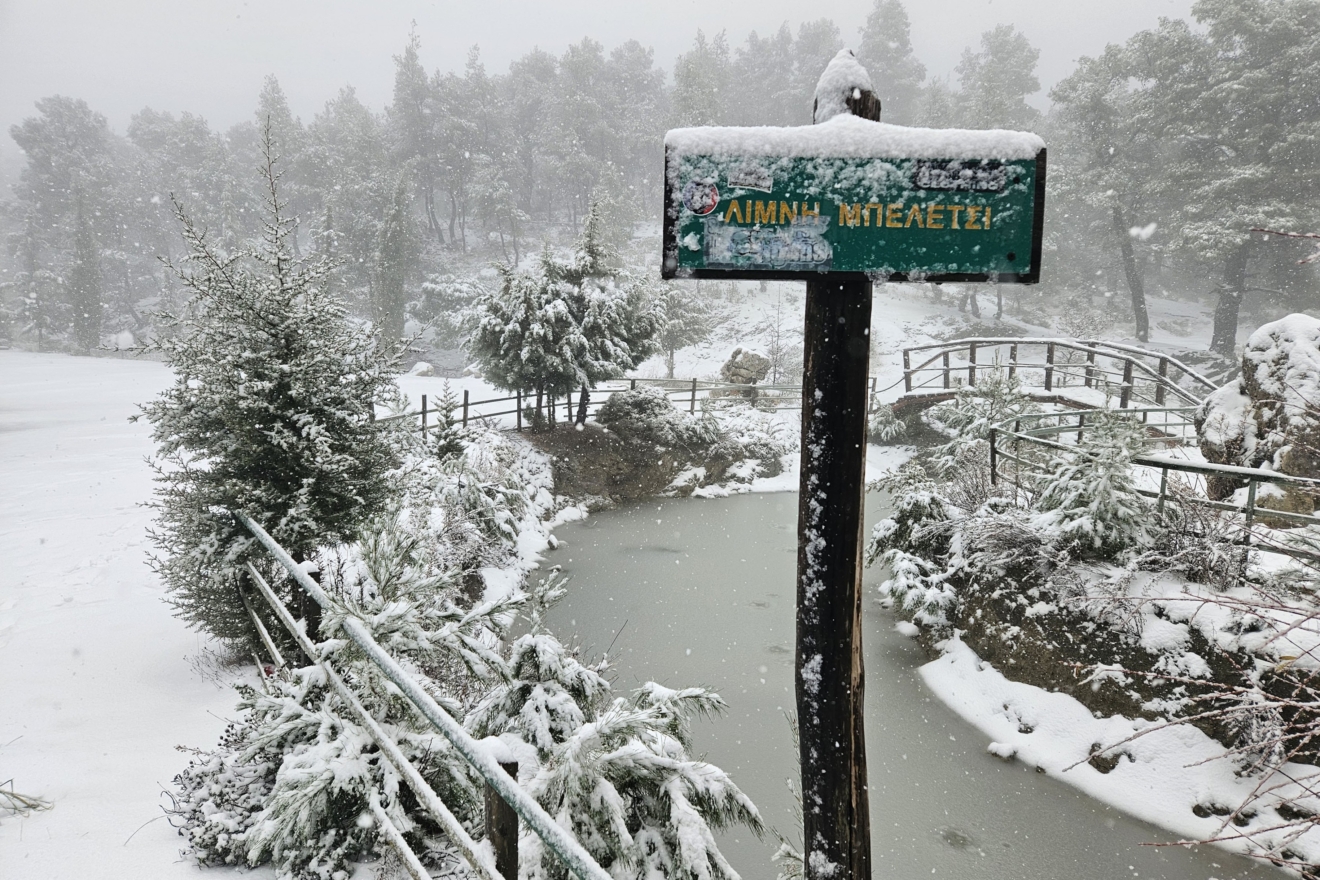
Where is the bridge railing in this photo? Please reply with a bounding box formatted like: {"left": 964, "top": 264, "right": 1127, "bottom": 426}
{"left": 900, "top": 338, "right": 1216, "bottom": 410}
{"left": 989, "top": 409, "right": 1320, "bottom": 563}
{"left": 234, "top": 511, "right": 614, "bottom": 880}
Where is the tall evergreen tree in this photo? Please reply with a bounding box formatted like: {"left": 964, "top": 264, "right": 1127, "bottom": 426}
{"left": 138, "top": 129, "right": 404, "bottom": 645}
{"left": 672, "top": 31, "right": 733, "bottom": 126}
{"left": 67, "top": 191, "right": 102, "bottom": 350}
{"left": 856, "top": 0, "right": 927, "bottom": 124}
{"left": 953, "top": 25, "right": 1042, "bottom": 129}
{"left": 372, "top": 167, "right": 422, "bottom": 342}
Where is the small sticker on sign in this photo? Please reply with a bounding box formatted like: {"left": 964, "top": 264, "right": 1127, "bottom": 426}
{"left": 682, "top": 180, "right": 720, "bottom": 215}
{"left": 726, "top": 164, "right": 774, "bottom": 193}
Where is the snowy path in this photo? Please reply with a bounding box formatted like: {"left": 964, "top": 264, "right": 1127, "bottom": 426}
{"left": 0, "top": 351, "right": 259, "bottom": 879}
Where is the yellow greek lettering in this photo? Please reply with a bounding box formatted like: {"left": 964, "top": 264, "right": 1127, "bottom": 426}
{"left": 886, "top": 204, "right": 903, "bottom": 228}
{"left": 754, "top": 201, "right": 777, "bottom": 225}
{"left": 926, "top": 204, "right": 945, "bottom": 229}
{"left": 839, "top": 203, "right": 862, "bottom": 227}
{"left": 723, "top": 201, "right": 744, "bottom": 223}
{"left": 905, "top": 204, "right": 924, "bottom": 228}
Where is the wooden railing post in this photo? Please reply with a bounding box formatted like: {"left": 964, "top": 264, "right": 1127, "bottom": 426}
{"left": 486, "top": 762, "right": 519, "bottom": 880}
{"left": 1044, "top": 343, "right": 1055, "bottom": 391}
{"left": 1008, "top": 343, "right": 1018, "bottom": 381}
{"left": 1076, "top": 412, "right": 1085, "bottom": 444}
{"left": 989, "top": 427, "right": 998, "bottom": 486}
{"left": 942, "top": 351, "right": 951, "bottom": 389}
{"left": 1084, "top": 346, "right": 1096, "bottom": 388}
{"left": 903, "top": 349, "right": 912, "bottom": 392}
{"left": 421, "top": 394, "right": 428, "bottom": 438}
{"left": 691, "top": 377, "right": 698, "bottom": 414}
{"left": 516, "top": 390, "right": 522, "bottom": 432}
{"left": 1157, "top": 467, "right": 1168, "bottom": 517}
{"left": 1155, "top": 357, "right": 1169, "bottom": 406}
{"left": 967, "top": 342, "right": 977, "bottom": 386}
{"left": 630, "top": 378, "right": 637, "bottom": 391}
{"left": 463, "top": 389, "right": 470, "bottom": 427}
{"left": 1120, "top": 360, "right": 1134, "bottom": 408}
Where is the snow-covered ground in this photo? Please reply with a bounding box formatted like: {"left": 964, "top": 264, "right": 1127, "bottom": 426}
{"left": 0, "top": 351, "right": 272, "bottom": 880}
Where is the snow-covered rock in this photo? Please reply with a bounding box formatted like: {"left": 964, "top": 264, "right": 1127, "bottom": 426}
{"left": 719, "top": 347, "right": 771, "bottom": 385}
{"left": 1195, "top": 313, "right": 1320, "bottom": 513}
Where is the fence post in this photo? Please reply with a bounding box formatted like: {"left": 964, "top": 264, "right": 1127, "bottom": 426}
{"left": 691, "top": 377, "right": 698, "bottom": 414}
{"left": 1076, "top": 412, "right": 1085, "bottom": 444}
{"left": 630, "top": 378, "right": 637, "bottom": 391}
{"left": 1085, "top": 347, "right": 1096, "bottom": 388}
{"left": 486, "top": 762, "right": 519, "bottom": 880}
{"left": 1155, "top": 357, "right": 1169, "bottom": 406}
{"left": 1008, "top": 343, "right": 1018, "bottom": 382}
{"left": 968, "top": 342, "right": 977, "bottom": 386}
{"left": 989, "top": 427, "right": 998, "bottom": 486}
{"left": 1157, "top": 467, "right": 1168, "bottom": 517}
{"left": 463, "top": 390, "right": 470, "bottom": 428}
{"left": 1120, "top": 360, "right": 1134, "bottom": 408}
{"left": 1044, "top": 343, "right": 1055, "bottom": 391}
{"left": 1244, "top": 478, "right": 1258, "bottom": 546}
{"left": 421, "top": 394, "right": 428, "bottom": 438}
{"left": 942, "top": 351, "right": 951, "bottom": 389}
{"left": 903, "top": 350, "right": 912, "bottom": 392}
{"left": 516, "top": 390, "right": 522, "bottom": 432}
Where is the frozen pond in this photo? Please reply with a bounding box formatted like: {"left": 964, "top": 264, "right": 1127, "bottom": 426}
{"left": 546, "top": 492, "right": 1277, "bottom": 880}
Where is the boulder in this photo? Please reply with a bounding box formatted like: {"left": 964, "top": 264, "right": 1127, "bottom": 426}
{"left": 720, "top": 347, "right": 771, "bottom": 385}
{"left": 1195, "top": 314, "right": 1320, "bottom": 516}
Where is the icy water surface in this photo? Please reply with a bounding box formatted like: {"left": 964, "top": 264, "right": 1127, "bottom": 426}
{"left": 546, "top": 492, "right": 1278, "bottom": 880}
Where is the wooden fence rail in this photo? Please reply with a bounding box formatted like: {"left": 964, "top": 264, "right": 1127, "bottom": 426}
{"left": 377, "top": 376, "right": 865, "bottom": 437}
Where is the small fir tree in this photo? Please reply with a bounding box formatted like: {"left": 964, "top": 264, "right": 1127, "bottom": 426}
{"left": 1034, "top": 408, "right": 1156, "bottom": 558}
{"left": 138, "top": 129, "right": 404, "bottom": 645}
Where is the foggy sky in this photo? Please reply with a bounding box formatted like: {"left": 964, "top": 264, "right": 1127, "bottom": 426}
{"left": 0, "top": 0, "right": 1194, "bottom": 146}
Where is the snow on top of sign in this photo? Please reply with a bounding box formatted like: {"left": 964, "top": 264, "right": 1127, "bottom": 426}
{"left": 813, "top": 49, "right": 873, "bottom": 124}
{"left": 666, "top": 115, "right": 1044, "bottom": 161}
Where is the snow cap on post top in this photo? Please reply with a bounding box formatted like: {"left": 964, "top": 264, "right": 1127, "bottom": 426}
{"left": 813, "top": 49, "right": 881, "bottom": 124}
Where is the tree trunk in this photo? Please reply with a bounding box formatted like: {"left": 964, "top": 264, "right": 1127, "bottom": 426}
{"left": 967, "top": 289, "right": 980, "bottom": 318}
{"left": 1112, "top": 206, "right": 1150, "bottom": 342}
{"left": 666, "top": 347, "right": 676, "bottom": 379}
{"left": 576, "top": 385, "right": 589, "bottom": 425}
{"left": 535, "top": 386, "right": 544, "bottom": 431}
{"left": 1210, "top": 245, "right": 1249, "bottom": 358}
{"left": 448, "top": 191, "right": 459, "bottom": 247}
{"left": 995, "top": 287, "right": 1003, "bottom": 320}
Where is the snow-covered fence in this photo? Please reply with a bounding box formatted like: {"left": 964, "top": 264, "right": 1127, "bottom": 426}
{"left": 379, "top": 376, "right": 831, "bottom": 435}
{"left": 898, "top": 338, "right": 1216, "bottom": 412}
{"left": 990, "top": 409, "right": 1320, "bottom": 562}
{"left": 234, "top": 511, "right": 615, "bottom": 880}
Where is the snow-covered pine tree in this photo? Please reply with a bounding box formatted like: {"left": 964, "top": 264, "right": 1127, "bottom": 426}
{"left": 655, "top": 282, "right": 719, "bottom": 379}
{"left": 468, "top": 201, "right": 659, "bottom": 426}
{"left": 466, "top": 579, "right": 763, "bottom": 880}
{"left": 138, "top": 127, "right": 405, "bottom": 645}
{"left": 1033, "top": 408, "right": 1155, "bottom": 559}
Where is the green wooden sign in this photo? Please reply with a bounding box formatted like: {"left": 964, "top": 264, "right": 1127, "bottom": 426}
{"left": 662, "top": 120, "right": 1046, "bottom": 283}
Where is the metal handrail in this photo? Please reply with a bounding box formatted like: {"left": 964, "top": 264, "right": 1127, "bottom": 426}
{"left": 235, "top": 511, "right": 614, "bottom": 880}
{"left": 898, "top": 338, "right": 1212, "bottom": 408}
{"left": 989, "top": 408, "right": 1320, "bottom": 561}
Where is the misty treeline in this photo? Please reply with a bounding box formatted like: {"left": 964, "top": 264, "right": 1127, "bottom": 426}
{"left": 1, "top": 0, "right": 1318, "bottom": 358}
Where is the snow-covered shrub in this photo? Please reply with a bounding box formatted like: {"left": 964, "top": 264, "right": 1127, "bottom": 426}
{"left": 467, "top": 582, "right": 762, "bottom": 880}
{"left": 1033, "top": 408, "right": 1155, "bottom": 559}
{"left": 866, "top": 461, "right": 959, "bottom": 624}
{"left": 708, "top": 401, "right": 794, "bottom": 479}
{"left": 170, "top": 516, "right": 511, "bottom": 879}
{"left": 597, "top": 385, "right": 720, "bottom": 456}
{"left": 928, "top": 370, "right": 1039, "bottom": 448}
{"left": 867, "top": 402, "right": 907, "bottom": 444}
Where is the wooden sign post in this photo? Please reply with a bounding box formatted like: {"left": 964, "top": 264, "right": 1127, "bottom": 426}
{"left": 661, "top": 49, "right": 1045, "bottom": 880}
